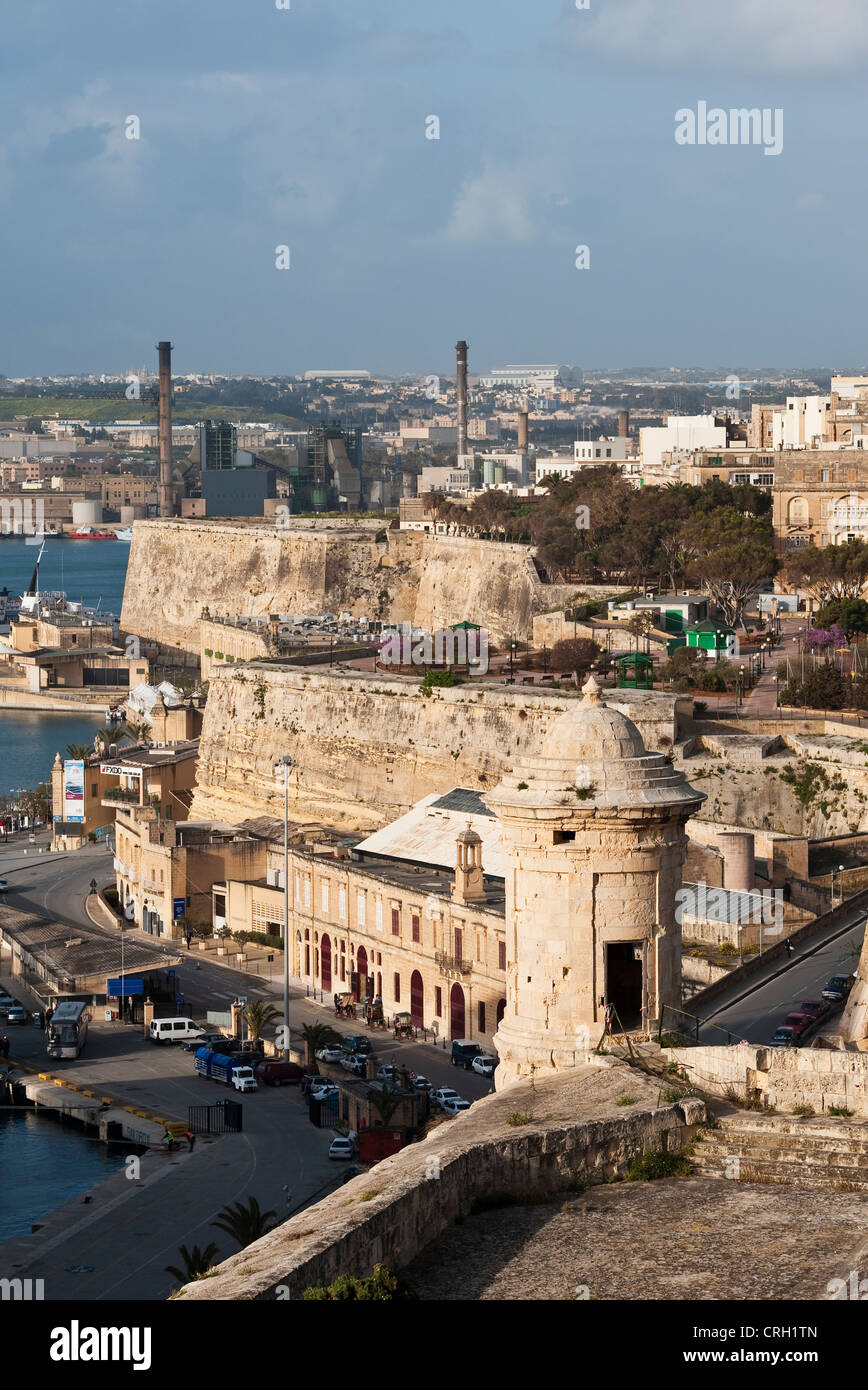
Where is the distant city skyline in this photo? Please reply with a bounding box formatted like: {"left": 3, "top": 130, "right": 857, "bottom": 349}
{"left": 3, "top": 0, "right": 867, "bottom": 375}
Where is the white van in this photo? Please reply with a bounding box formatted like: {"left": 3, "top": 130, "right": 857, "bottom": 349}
{"left": 149, "top": 1017, "right": 207, "bottom": 1044}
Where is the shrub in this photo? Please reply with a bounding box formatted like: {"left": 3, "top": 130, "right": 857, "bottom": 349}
{"left": 507, "top": 1112, "right": 532, "bottom": 1126}
{"left": 828, "top": 1105, "right": 854, "bottom": 1117}
{"left": 302, "top": 1264, "right": 416, "bottom": 1301}
{"left": 615, "top": 1095, "right": 636, "bottom": 1106}
{"left": 791, "top": 1103, "right": 815, "bottom": 1117}
{"left": 624, "top": 1149, "right": 691, "bottom": 1182}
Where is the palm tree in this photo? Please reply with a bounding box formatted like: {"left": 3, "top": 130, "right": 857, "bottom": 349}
{"left": 94, "top": 726, "right": 130, "bottom": 747}
{"left": 165, "top": 1242, "right": 220, "bottom": 1285}
{"left": 211, "top": 1196, "right": 278, "bottom": 1250}
{"left": 243, "top": 1000, "right": 281, "bottom": 1041}
{"left": 367, "top": 1084, "right": 403, "bottom": 1127}
{"left": 123, "top": 718, "right": 150, "bottom": 745}
{"left": 301, "top": 1021, "right": 342, "bottom": 1069}
{"left": 65, "top": 743, "right": 91, "bottom": 759}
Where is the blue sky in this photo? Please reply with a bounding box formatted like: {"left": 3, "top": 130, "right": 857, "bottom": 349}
{"left": 1, "top": 0, "right": 866, "bottom": 376}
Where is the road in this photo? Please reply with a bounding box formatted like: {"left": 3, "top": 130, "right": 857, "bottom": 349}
{"left": 0, "top": 836, "right": 493, "bottom": 1300}
{"left": 697, "top": 915, "right": 865, "bottom": 1045}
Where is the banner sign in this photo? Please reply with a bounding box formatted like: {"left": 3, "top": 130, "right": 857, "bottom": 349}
{"left": 63, "top": 760, "right": 85, "bottom": 823}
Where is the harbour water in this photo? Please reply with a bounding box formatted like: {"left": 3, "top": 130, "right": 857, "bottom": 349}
{"left": 0, "top": 535, "right": 129, "bottom": 616}
{"left": 0, "top": 538, "right": 131, "bottom": 794}
{"left": 0, "top": 1109, "right": 127, "bottom": 1241}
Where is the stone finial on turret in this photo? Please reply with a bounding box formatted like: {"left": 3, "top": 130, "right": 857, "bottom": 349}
{"left": 581, "top": 673, "right": 602, "bottom": 703}
{"left": 53, "top": 752, "right": 62, "bottom": 768}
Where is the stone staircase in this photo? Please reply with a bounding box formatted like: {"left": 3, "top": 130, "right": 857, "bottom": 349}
{"left": 691, "top": 1113, "right": 868, "bottom": 1189}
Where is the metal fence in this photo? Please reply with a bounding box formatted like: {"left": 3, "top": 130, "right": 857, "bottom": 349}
{"left": 188, "top": 1100, "right": 243, "bottom": 1134}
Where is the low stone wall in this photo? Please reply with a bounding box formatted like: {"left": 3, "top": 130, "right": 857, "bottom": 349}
{"left": 175, "top": 1060, "right": 705, "bottom": 1300}
{"left": 667, "top": 1043, "right": 868, "bottom": 1116}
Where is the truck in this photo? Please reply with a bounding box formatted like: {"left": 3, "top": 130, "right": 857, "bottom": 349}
{"left": 451, "top": 1039, "right": 482, "bottom": 1070}
{"left": 195, "top": 1048, "right": 258, "bottom": 1091}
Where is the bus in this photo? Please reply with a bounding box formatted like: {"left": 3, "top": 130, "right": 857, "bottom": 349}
{"left": 46, "top": 1001, "right": 90, "bottom": 1060}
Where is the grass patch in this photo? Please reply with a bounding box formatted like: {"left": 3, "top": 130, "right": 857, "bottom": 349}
{"left": 828, "top": 1105, "right": 854, "bottom": 1117}
{"left": 624, "top": 1149, "right": 691, "bottom": 1182}
{"left": 506, "top": 1112, "right": 533, "bottom": 1126}
{"left": 791, "top": 1103, "right": 815, "bottom": 1117}
{"left": 615, "top": 1095, "right": 636, "bottom": 1106}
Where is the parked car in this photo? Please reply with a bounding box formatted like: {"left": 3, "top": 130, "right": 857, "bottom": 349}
{"left": 451, "top": 1039, "right": 482, "bottom": 1070}
{"left": 5, "top": 1005, "right": 26, "bottom": 1025}
{"left": 316, "top": 1045, "right": 344, "bottom": 1063}
{"left": 0, "top": 877, "right": 8, "bottom": 893}
{"left": 822, "top": 975, "right": 855, "bottom": 1003}
{"left": 471, "top": 1055, "right": 498, "bottom": 1078}
{"left": 230, "top": 1066, "right": 258, "bottom": 1093}
{"left": 782, "top": 1012, "right": 814, "bottom": 1042}
{"left": 771, "top": 1024, "right": 797, "bottom": 1047}
{"left": 431, "top": 1087, "right": 462, "bottom": 1109}
{"left": 300, "top": 1074, "right": 323, "bottom": 1096}
{"left": 311, "top": 1084, "right": 339, "bottom": 1102}
{"left": 149, "top": 1018, "right": 208, "bottom": 1044}
{"left": 800, "top": 999, "right": 830, "bottom": 1023}
{"left": 341, "top": 1055, "right": 367, "bottom": 1076}
{"left": 342, "top": 1035, "right": 371, "bottom": 1055}
{"left": 376, "top": 1064, "right": 399, "bottom": 1083}
{"left": 441, "top": 1097, "right": 471, "bottom": 1115}
{"left": 255, "top": 1060, "right": 303, "bottom": 1087}
{"left": 182, "top": 1032, "right": 226, "bottom": 1053}
{"left": 328, "top": 1136, "right": 355, "bottom": 1160}
{"left": 412, "top": 1075, "right": 433, "bottom": 1092}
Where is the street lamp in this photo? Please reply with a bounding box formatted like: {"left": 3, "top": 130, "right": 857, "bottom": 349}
{"left": 509, "top": 638, "right": 517, "bottom": 681}
{"left": 274, "top": 754, "right": 294, "bottom": 1060}
{"left": 832, "top": 863, "right": 845, "bottom": 906}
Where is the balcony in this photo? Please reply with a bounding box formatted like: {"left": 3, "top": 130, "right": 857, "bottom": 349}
{"left": 435, "top": 950, "right": 473, "bottom": 977}
{"left": 142, "top": 879, "right": 165, "bottom": 895}
{"left": 101, "top": 787, "right": 142, "bottom": 808}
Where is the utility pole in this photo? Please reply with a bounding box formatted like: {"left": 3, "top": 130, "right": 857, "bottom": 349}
{"left": 275, "top": 755, "right": 294, "bottom": 1059}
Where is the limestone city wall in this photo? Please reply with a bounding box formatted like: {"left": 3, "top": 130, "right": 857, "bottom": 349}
{"left": 667, "top": 1044, "right": 868, "bottom": 1116}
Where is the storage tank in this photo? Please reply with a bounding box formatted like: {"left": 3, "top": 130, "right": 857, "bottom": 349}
{"left": 71, "top": 500, "right": 103, "bottom": 526}
{"left": 719, "top": 832, "right": 755, "bottom": 892}
{"left": 483, "top": 458, "right": 496, "bottom": 487}
{"left": 493, "top": 463, "right": 506, "bottom": 485}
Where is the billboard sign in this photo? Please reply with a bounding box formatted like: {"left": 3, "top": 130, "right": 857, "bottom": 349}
{"left": 173, "top": 897, "right": 186, "bottom": 919}
{"left": 63, "top": 760, "right": 85, "bottom": 823}
{"left": 106, "top": 977, "right": 144, "bottom": 997}
{"left": 100, "top": 763, "right": 141, "bottom": 778}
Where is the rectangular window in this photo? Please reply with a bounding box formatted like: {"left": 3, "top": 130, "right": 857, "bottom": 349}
{"left": 321, "top": 881, "right": 329, "bottom": 914}
{"left": 91, "top": 783, "right": 97, "bottom": 797}
{"left": 375, "top": 899, "right": 383, "bottom": 932}
{"left": 434, "top": 986, "right": 442, "bottom": 1016}
{"left": 357, "top": 892, "right": 366, "bottom": 927}
{"left": 339, "top": 886, "right": 347, "bottom": 920}
{"left": 454, "top": 927, "right": 463, "bottom": 961}
{"left": 391, "top": 907, "right": 400, "bottom": 935}
{"left": 821, "top": 469, "right": 830, "bottom": 482}
{"left": 498, "top": 941, "right": 506, "bottom": 971}
{"left": 295, "top": 871, "right": 302, "bottom": 900}
{"left": 304, "top": 879, "right": 311, "bottom": 909}
{"left": 478, "top": 1001, "right": 486, "bottom": 1033}
{"left": 411, "top": 913, "right": 420, "bottom": 943}
{"left": 393, "top": 972, "right": 400, "bottom": 1003}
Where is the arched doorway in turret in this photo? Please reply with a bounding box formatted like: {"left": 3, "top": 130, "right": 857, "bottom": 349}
{"left": 450, "top": 982, "right": 465, "bottom": 1039}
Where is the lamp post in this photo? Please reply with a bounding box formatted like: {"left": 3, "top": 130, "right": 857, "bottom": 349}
{"left": 832, "top": 862, "right": 845, "bottom": 906}
{"left": 509, "top": 638, "right": 516, "bottom": 681}
{"left": 738, "top": 665, "right": 744, "bottom": 707}
{"left": 274, "top": 755, "right": 294, "bottom": 1060}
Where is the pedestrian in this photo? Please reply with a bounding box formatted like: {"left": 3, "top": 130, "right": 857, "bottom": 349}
{"left": 0, "top": 1035, "right": 8, "bottom": 1059}
{"left": 785, "top": 939, "right": 795, "bottom": 957}
{"left": 164, "top": 1130, "right": 175, "bottom": 1153}
{"left": 185, "top": 1130, "right": 196, "bottom": 1153}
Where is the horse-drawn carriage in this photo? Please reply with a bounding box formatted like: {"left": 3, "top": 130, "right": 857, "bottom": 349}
{"left": 393, "top": 1011, "right": 414, "bottom": 1040}
{"left": 334, "top": 991, "right": 357, "bottom": 1019}
{"left": 365, "top": 996, "right": 386, "bottom": 1029}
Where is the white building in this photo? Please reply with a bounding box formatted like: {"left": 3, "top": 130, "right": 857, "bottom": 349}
{"left": 419, "top": 466, "right": 472, "bottom": 494}
{"left": 639, "top": 415, "right": 727, "bottom": 475}
{"left": 477, "top": 365, "right": 560, "bottom": 391}
{"left": 573, "top": 437, "right": 631, "bottom": 463}
{"left": 772, "top": 397, "right": 831, "bottom": 450}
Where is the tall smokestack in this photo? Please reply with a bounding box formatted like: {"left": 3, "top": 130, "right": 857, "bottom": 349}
{"left": 157, "top": 340, "right": 173, "bottom": 518}
{"left": 455, "top": 340, "right": 468, "bottom": 460}
{"left": 618, "top": 409, "right": 630, "bottom": 439}
{"left": 518, "top": 407, "right": 529, "bottom": 452}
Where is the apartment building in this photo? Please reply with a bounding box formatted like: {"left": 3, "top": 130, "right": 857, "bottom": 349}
{"left": 215, "top": 788, "right": 508, "bottom": 1046}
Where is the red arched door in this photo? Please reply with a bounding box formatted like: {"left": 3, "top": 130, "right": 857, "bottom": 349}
{"left": 357, "top": 946, "right": 368, "bottom": 992}
{"left": 496, "top": 998, "right": 506, "bottom": 1025}
{"left": 410, "top": 970, "right": 424, "bottom": 1027}
{"left": 321, "top": 934, "right": 332, "bottom": 993}
{"left": 450, "top": 983, "right": 465, "bottom": 1039}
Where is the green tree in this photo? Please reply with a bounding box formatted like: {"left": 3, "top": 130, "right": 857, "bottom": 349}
{"left": 303, "top": 1263, "right": 417, "bottom": 1301}
{"left": 164, "top": 1242, "right": 221, "bottom": 1285}
{"left": 785, "top": 540, "right": 868, "bottom": 605}
{"left": 301, "top": 1021, "right": 342, "bottom": 1068}
{"left": 123, "top": 719, "right": 150, "bottom": 745}
{"left": 367, "top": 1084, "right": 403, "bottom": 1127}
{"left": 685, "top": 510, "right": 776, "bottom": 628}
{"left": 814, "top": 597, "right": 868, "bottom": 638}
{"left": 65, "top": 743, "right": 91, "bottom": 759}
{"left": 781, "top": 661, "right": 847, "bottom": 710}
{"left": 550, "top": 637, "right": 600, "bottom": 675}
{"left": 242, "top": 1000, "right": 281, "bottom": 1041}
{"left": 211, "top": 1196, "right": 278, "bottom": 1250}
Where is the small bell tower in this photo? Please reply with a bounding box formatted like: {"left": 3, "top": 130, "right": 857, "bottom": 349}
{"left": 452, "top": 823, "right": 486, "bottom": 904}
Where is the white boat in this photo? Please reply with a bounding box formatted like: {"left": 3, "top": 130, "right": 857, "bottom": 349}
{"left": 114, "top": 526, "right": 134, "bottom": 542}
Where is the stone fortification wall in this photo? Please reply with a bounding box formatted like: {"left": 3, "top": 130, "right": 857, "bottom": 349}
{"left": 121, "top": 520, "right": 608, "bottom": 655}
{"left": 189, "top": 666, "right": 681, "bottom": 830}
{"left": 175, "top": 1061, "right": 704, "bottom": 1301}
{"left": 668, "top": 1044, "right": 868, "bottom": 1115}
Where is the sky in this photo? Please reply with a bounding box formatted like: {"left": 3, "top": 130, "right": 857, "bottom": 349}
{"left": 1, "top": 0, "right": 867, "bottom": 377}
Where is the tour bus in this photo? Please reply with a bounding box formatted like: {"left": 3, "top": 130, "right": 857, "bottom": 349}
{"left": 46, "top": 1001, "right": 90, "bottom": 1060}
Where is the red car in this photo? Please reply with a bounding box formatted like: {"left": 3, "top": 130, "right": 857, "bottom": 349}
{"left": 783, "top": 1011, "right": 814, "bottom": 1041}
{"left": 799, "top": 999, "right": 830, "bottom": 1023}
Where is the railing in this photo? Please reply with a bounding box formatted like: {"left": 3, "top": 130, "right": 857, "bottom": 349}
{"left": 101, "top": 788, "right": 140, "bottom": 804}
{"left": 434, "top": 951, "right": 473, "bottom": 975}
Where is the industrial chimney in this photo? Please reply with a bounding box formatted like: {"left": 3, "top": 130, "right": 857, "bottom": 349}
{"left": 455, "top": 340, "right": 468, "bottom": 460}
{"left": 518, "top": 406, "right": 529, "bottom": 452}
{"left": 618, "top": 409, "right": 630, "bottom": 439}
{"left": 157, "top": 340, "right": 173, "bottom": 517}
